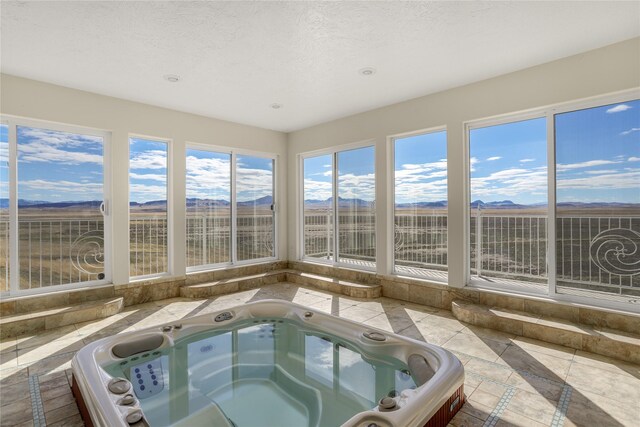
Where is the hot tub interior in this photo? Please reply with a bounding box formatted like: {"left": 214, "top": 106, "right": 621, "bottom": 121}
{"left": 103, "top": 317, "right": 420, "bottom": 427}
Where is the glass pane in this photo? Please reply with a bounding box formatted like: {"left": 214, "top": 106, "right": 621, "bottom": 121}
{"left": 236, "top": 155, "right": 274, "bottom": 261}
{"left": 469, "top": 118, "right": 547, "bottom": 290}
{"left": 17, "top": 126, "right": 105, "bottom": 290}
{"left": 0, "top": 124, "right": 9, "bottom": 292}
{"left": 555, "top": 100, "right": 640, "bottom": 303}
{"left": 338, "top": 345, "right": 376, "bottom": 404}
{"left": 394, "top": 131, "right": 448, "bottom": 280}
{"left": 129, "top": 138, "right": 168, "bottom": 277}
{"left": 303, "top": 155, "right": 333, "bottom": 260}
{"left": 186, "top": 149, "right": 231, "bottom": 267}
{"left": 337, "top": 146, "right": 375, "bottom": 268}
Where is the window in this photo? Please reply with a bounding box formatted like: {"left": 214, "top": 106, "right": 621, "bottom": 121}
{"left": 236, "top": 155, "right": 275, "bottom": 262}
{"left": 186, "top": 149, "right": 231, "bottom": 268}
{"left": 129, "top": 137, "right": 168, "bottom": 278}
{"left": 554, "top": 99, "right": 640, "bottom": 302}
{"left": 0, "top": 124, "right": 9, "bottom": 293}
{"left": 302, "top": 145, "right": 376, "bottom": 269}
{"left": 468, "top": 117, "right": 548, "bottom": 291}
{"left": 393, "top": 130, "right": 447, "bottom": 280}
{"left": 0, "top": 120, "right": 110, "bottom": 295}
{"left": 186, "top": 148, "right": 276, "bottom": 269}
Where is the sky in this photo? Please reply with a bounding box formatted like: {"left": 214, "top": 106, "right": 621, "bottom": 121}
{"left": 303, "top": 100, "right": 639, "bottom": 206}
{"left": 2, "top": 99, "right": 639, "bottom": 206}
{"left": 7, "top": 126, "right": 104, "bottom": 204}
{"left": 303, "top": 146, "right": 376, "bottom": 202}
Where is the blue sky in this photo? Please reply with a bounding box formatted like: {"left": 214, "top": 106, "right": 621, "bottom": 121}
{"left": 303, "top": 146, "right": 376, "bottom": 202}
{"left": 3, "top": 99, "right": 639, "bottom": 206}
{"left": 129, "top": 138, "right": 167, "bottom": 203}
{"left": 11, "top": 126, "right": 104, "bottom": 203}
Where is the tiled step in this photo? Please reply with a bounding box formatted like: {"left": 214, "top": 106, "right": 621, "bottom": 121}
{"left": 0, "top": 297, "right": 124, "bottom": 339}
{"left": 180, "top": 271, "right": 287, "bottom": 298}
{"left": 285, "top": 270, "right": 382, "bottom": 298}
{"left": 451, "top": 299, "right": 640, "bottom": 364}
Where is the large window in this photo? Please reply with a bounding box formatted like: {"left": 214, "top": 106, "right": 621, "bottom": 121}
{"left": 393, "top": 129, "right": 448, "bottom": 280}
{"left": 0, "top": 124, "right": 8, "bottom": 293}
{"left": 186, "top": 149, "right": 231, "bottom": 267}
{"left": 0, "top": 120, "right": 110, "bottom": 295}
{"left": 554, "top": 99, "right": 640, "bottom": 302}
{"left": 236, "top": 155, "right": 275, "bottom": 261}
{"left": 302, "top": 145, "right": 375, "bottom": 269}
{"left": 468, "top": 117, "right": 548, "bottom": 290}
{"left": 186, "top": 149, "right": 276, "bottom": 269}
{"left": 467, "top": 96, "right": 640, "bottom": 308}
{"left": 129, "top": 137, "right": 168, "bottom": 278}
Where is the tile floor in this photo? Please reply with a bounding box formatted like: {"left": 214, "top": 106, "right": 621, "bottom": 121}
{"left": 1, "top": 282, "right": 639, "bottom": 427}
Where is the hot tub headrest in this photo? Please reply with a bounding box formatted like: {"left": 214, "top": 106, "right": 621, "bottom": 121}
{"left": 407, "top": 354, "right": 436, "bottom": 387}
{"left": 112, "top": 333, "right": 165, "bottom": 359}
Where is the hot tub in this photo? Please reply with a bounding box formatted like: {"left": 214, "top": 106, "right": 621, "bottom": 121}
{"left": 72, "top": 300, "right": 464, "bottom": 427}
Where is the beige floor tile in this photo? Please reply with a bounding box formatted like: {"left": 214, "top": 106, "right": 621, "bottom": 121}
{"left": 571, "top": 349, "right": 640, "bottom": 379}
{"left": 0, "top": 337, "right": 17, "bottom": 353}
{"left": 448, "top": 410, "right": 486, "bottom": 427}
{"left": 566, "top": 361, "right": 640, "bottom": 405}
{"left": 0, "top": 366, "right": 29, "bottom": 386}
{"left": 460, "top": 324, "right": 517, "bottom": 345}
{"left": 0, "top": 349, "right": 18, "bottom": 370}
{"left": 510, "top": 336, "right": 576, "bottom": 361}
{"left": 495, "top": 409, "right": 549, "bottom": 427}
{"left": 337, "top": 305, "right": 380, "bottom": 323}
{"left": 26, "top": 351, "right": 73, "bottom": 376}
{"left": 0, "top": 379, "right": 29, "bottom": 405}
{"left": 504, "top": 371, "right": 563, "bottom": 402}
{"left": 460, "top": 399, "right": 492, "bottom": 421}
{"left": 0, "top": 395, "right": 33, "bottom": 425}
{"left": 419, "top": 311, "right": 467, "bottom": 332}
{"left": 464, "top": 358, "right": 513, "bottom": 383}
{"left": 564, "top": 387, "right": 639, "bottom": 427}
{"left": 475, "top": 380, "right": 509, "bottom": 398}
{"left": 14, "top": 325, "right": 80, "bottom": 350}
{"left": 495, "top": 346, "right": 572, "bottom": 382}
{"left": 504, "top": 388, "right": 557, "bottom": 425}
{"left": 443, "top": 333, "right": 509, "bottom": 362}
{"left": 17, "top": 335, "right": 85, "bottom": 365}
{"left": 468, "top": 388, "right": 501, "bottom": 408}
{"left": 44, "top": 402, "right": 79, "bottom": 425}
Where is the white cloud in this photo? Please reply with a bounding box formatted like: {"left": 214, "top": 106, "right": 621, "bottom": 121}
{"left": 629, "top": 157, "right": 640, "bottom": 162}
{"left": 18, "top": 141, "right": 103, "bottom": 165}
{"left": 557, "top": 169, "right": 640, "bottom": 191}
{"left": 519, "top": 158, "right": 535, "bottom": 163}
{"left": 606, "top": 104, "right": 632, "bottom": 114}
{"left": 338, "top": 173, "right": 375, "bottom": 201}
{"left": 18, "top": 127, "right": 103, "bottom": 147}
{"left": 130, "top": 172, "right": 166, "bottom": 182}
{"left": 20, "top": 179, "right": 102, "bottom": 197}
{"left": 620, "top": 127, "right": 640, "bottom": 136}
{"left": 304, "top": 179, "right": 332, "bottom": 200}
{"left": 486, "top": 156, "right": 502, "bottom": 161}
{"left": 557, "top": 159, "right": 619, "bottom": 171}
{"left": 130, "top": 150, "right": 166, "bottom": 170}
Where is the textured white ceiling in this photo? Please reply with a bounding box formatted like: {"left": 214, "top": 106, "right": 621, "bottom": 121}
{"left": 1, "top": 1, "right": 639, "bottom": 132}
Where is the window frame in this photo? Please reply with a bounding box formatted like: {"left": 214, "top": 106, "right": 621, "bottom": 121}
{"left": 0, "top": 115, "right": 112, "bottom": 297}
{"left": 463, "top": 88, "right": 640, "bottom": 313}
{"left": 128, "top": 134, "right": 172, "bottom": 280}
{"left": 185, "top": 142, "right": 278, "bottom": 272}
{"left": 298, "top": 139, "right": 377, "bottom": 272}
{"left": 387, "top": 125, "right": 448, "bottom": 283}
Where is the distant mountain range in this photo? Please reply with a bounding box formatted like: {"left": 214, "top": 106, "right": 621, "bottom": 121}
{"left": 1, "top": 197, "right": 638, "bottom": 210}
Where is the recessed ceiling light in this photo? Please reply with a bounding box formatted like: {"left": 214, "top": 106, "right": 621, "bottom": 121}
{"left": 270, "top": 103, "right": 283, "bottom": 109}
{"left": 163, "top": 74, "right": 181, "bottom": 83}
{"left": 359, "top": 67, "right": 376, "bottom": 76}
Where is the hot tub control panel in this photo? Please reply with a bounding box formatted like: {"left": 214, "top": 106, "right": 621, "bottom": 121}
{"left": 130, "top": 358, "right": 164, "bottom": 399}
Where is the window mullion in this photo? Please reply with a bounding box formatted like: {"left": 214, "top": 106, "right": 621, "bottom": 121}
{"left": 230, "top": 152, "right": 238, "bottom": 265}
{"left": 547, "top": 110, "right": 557, "bottom": 298}
{"left": 8, "top": 121, "right": 19, "bottom": 294}
{"left": 333, "top": 152, "right": 338, "bottom": 264}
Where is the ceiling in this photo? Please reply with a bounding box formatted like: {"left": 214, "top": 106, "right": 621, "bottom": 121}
{"left": 1, "top": 1, "right": 639, "bottom": 132}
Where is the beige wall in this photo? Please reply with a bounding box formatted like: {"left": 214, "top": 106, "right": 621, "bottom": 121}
{"left": 0, "top": 74, "right": 288, "bottom": 285}
{"left": 287, "top": 37, "right": 640, "bottom": 288}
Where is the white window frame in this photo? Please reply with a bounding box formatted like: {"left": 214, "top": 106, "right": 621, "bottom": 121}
{"left": 298, "top": 139, "right": 377, "bottom": 272}
{"left": 185, "top": 142, "right": 279, "bottom": 272}
{"left": 463, "top": 88, "right": 640, "bottom": 313}
{"left": 128, "top": 134, "right": 172, "bottom": 280}
{"left": 387, "top": 126, "right": 449, "bottom": 283}
{"left": 0, "top": 115, "right": 112, "bottom": 297}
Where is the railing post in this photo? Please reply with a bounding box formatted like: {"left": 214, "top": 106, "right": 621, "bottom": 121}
{"left": 476, "top": 207, "right": 483, "bottom": 277}
{"left": 326, "top": 212, "right": 331, "bottom": 259}
{"left": 201, "top": 216, "right": 207, "bottom": 266}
